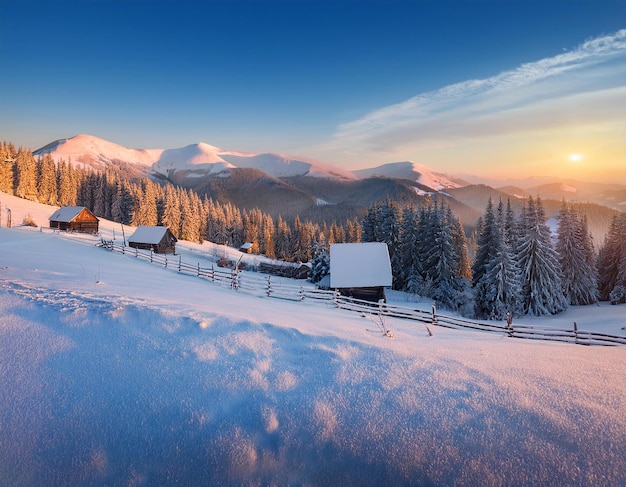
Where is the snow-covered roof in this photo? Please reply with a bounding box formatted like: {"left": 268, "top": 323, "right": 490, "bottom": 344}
{"left": 128, "top": 226, "right": 174, "bottom": 244}
{"left": 330, "top": 242, "right": 392, "bottom": 288}
{"left": 49, "top": 206, "right": 93, "bottom": 222}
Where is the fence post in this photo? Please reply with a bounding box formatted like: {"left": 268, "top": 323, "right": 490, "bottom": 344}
{"left": 431, "top": 304, "right": 438, "bottom": 325}
{"left": 178, "top": 254, "right": 182, "bottom": 272}
{"left": 210, "top": 265, "right": 215, "bottom": 282}
{"left": 197, "top": 262, "right": 200, "bottom": 277}
{"left": 574, "top": 321, "right": 578, "bottom": 344}
{"left": 164, "top": 256, "right": 168, "bottom": 268}
{"left": 135, "top": 248, "right": 138, "bottom": 258}
{"left": 300, "top": 286, "right": 304, "bottom": 301}
{"left": 334, "top": 290, "right": 340, "bottom": 307}
{"left": 231, "top": 269, "right": 238, "bottom": 290}
{"left": 150, "top": 250, "right": 153, "bottom": 263}
{"left": 267, "top": 276, "right": 272, "bottom": 297}
{"left": 506, "top": 311, "right": 513, "bottom": 337}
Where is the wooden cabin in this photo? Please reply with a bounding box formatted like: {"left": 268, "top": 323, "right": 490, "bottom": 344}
{"left": 239, "top": 242, "right": 254, "bottom": 253}
{"left": 49, "top": 206, "right": 99, "bottom": 234}
{"left": 329, "top": 242, "right": 393, "bottom": 302}
{"left": 127, "top": 226, "right": 177, "bottom": 254}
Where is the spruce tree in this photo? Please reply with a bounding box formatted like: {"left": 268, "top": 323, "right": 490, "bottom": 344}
{"left": 261, "top": 214, "right": 275, "bottom": 258}
{"left": 379, "top": 197, "right": 403, "bottom": 289}
{"left": 517, "top": 197, "right": 567, "bottom": 315}
{"left": 398, "top": 205, "right": 420, "bottom": 293}
{"left": 0, "top": 142, "right": 16, "bottom": 193}
{"left": 37, "top": 154, "right": 58, "bottom": 205}
{"left": 556, "top": 202, "right": 598, "bottom": 305}
{"left": 481, "top": 200, "right": 523, "bottom": 319}
{"left": 597, "top": 214, "right": 626, "bottom": 303}
{"left": 472, "top": 198, "right": 501, "bottom": 318}
{"left": 161, "top": 184, "right": 181, "bottom": 237}
{"left": 421, "top": 201, "right": 470, "bottom": 312}
{"left": 14, "top": 148, "right": 38, "bottom": 201}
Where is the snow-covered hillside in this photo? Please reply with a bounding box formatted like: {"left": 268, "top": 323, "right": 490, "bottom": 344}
{"left": 34, "top": 134, "right": 357, "bottom": 181}
{"left": 354, "top": 161, "right": 463, "bottom": 190}
{"left": 1, "top": 192, "right": 625, "bottom": 486}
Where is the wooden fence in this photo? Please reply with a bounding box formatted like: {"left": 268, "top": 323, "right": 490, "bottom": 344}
{"left": 98, "top": 240, "right": 626, "bottom": 347}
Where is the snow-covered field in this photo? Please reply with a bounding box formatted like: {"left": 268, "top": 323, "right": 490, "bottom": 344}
{"left": 1, "top": 192, "right": 625, "bottom": 486}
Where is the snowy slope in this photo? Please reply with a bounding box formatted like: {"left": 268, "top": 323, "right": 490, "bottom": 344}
{"left": 355, "top": 161, "right": 463, "bottom": 190}
{"left": 1, "top": 192, "right": 626, "bottom": 485}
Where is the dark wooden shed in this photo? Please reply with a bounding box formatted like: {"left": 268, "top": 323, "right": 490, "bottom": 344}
{"left": 49, "top": 206, "right": 99, "bottom": 234}
{"left": 128, "top": 226, "right": 177, "bottom": 254}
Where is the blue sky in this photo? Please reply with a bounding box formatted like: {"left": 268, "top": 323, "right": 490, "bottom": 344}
{"left": 1, "top": 0, "right": 625, "bottom": 182}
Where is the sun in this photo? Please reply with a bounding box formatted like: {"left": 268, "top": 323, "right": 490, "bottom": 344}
{"left": 568, "top": 153, "right": 583, "bottom": 163}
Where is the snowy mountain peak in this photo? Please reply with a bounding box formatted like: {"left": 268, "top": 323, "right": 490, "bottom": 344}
{"left": 153, "top": 143, "right": 236, "bottom": 175}
{"left": 354, "top": 161, "right": 463, "bottom": 191}
{"left": 34, "top": 134, "right": 161, "bottom": 169}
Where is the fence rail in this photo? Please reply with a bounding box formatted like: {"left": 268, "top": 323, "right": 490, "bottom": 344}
{"left": 98, "top": 240, "right": 626, "bottom": 347}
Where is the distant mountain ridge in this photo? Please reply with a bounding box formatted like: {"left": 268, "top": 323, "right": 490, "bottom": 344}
{"left": 34, "top": 134, "right": 360, "bottom": 182}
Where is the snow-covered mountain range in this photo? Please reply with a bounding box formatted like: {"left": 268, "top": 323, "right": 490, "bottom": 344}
{"left": 34, "top": 134, "right": 459, "bottom": 189}
{"left": 35, "top": 134, "right": 362, "bottom": 181}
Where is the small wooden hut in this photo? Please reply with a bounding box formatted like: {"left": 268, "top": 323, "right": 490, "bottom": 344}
{"left": 329, "top": 242, "right": 392, "bottom": 302}
{"left": 128, "top": 226, "right": 177, "bottom": 254}
{"left": 49, "top": 206, "right": 99, "bottom": 234}
{"left": 239, "top": 242, "right": 254, "bottom": 253}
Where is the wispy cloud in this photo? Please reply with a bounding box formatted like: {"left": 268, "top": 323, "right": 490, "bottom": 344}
{"left": 327, "top": 29, "right": 626, "bottom": 162}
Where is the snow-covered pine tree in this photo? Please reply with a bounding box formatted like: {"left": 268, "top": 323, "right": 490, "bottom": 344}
{"left": 36, "top": 154, "right": 58, "bottom": 205}
{"left": 361, "top": 203, "right": 382, "bottom": 243}
{"left": 14, "top": 148, "right": 38, "bottom": 201}
{"left": 161, "top": 184, "right": 181, "bottom": 237}
{"left": 379, "top": 197, "right": 403, "bottom": 289}
{"left": 556, "top": 202, "right": 598, "bottom": 305}
{"left": 56, "top": 160, "right": 76, "bottom": 206}
{"left": 274, "top": 216, "right": 291, "bottom": 260}
{"left": 422, "top": 201, "right": 470, "bottom": 312}
{"left": 517, "top": 196, "right": 567, "bottom": 315}
{"left": 345, "top": 217, "right": 362, "bottom": 243}
{"left": 0, "top": 142, "right": 16, "bottom": 193}
{"left": 309, "top": 240, "right": 330, "bottom": 284}
{"left": 480, "top": 200, "right": 522, "bottom": 319}
{"left": 261, "top": 213, "right": 275, "bottom": 258}
{"left": 414, "top": 196, "right": 436, "bottom": 291}
{"left": 472, "top": 197, "right": 501, "bottom": 318}
{"left": 597, "top": 213, "right": 626, "bottom": 303}
{"left": 92, "top": 173, "right": 107, "bottom": 218}
{"left": 398, "top": 205, "right": 421, "bottom": 293}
